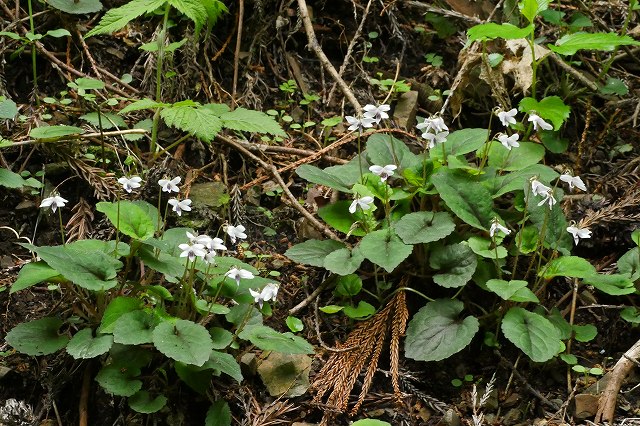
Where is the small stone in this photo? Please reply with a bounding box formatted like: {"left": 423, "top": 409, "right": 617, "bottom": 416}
{"left": 393, "top": 91, "right": 419, "bottom": 129}
{"left": 188, "top": 182, "right": 229, "bottom": 210}
{"left": 574, "top": 393, "right": 599, "bottom": 419}
{"left": 257, "top": 352, "right": 312, "bottom": 397}
{"left": 240, "top": 352, "right": 258, "bottom": 376}
{"left": 437, "top": 409, "right": 460, "bottom": 426}
{"left": 502, "top": 408, "right": 522, "bottom": 425}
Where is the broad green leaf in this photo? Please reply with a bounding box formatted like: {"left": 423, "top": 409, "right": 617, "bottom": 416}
{"left": 431, "top": 168, "right": 495, "bottom": 230}
{"left": 120, "top": 98, "right": 168, "bottom": 114}
{"left": 519, "top": 0, "right": 549, "bottom": 22}
{"left": 429, "top": 243, "right": 477, "bottom": 288}
{"left": 502, "top": 307, "right": 561, "bottom": 362}
{"left": 167, "top": 0, "right": 207, "bottom": 35}
{"left": 487, "top": 141, "right": 545, "bottom": 171}
{"left": 323, "top": 155, "right": 370, "bottom": 187}
{"left": 573, "top": 324, "right": 597, "bottom": 342}
{"left": 284, "top": 239, "right": 345, "bottom": 267}
{"left": 161, "top": 102, "right": 223, "bottom": 142}
{"left": 73, "top": 77, "right": 105, "bottom": 90}
{"left": 519, "top": 96, "right": 571, "bottom": 130}
{"left": 582, "top": 273, "right": 636, "bottom": 295}
{"left": 0, "top": 31, "right": 21, "bottom": 40}
{"left": 467, "top": 236, "right": 508, "bottom": 259}
{"left": 286, "top": 316, "right": 304, "bottom": 332}
{"left": 295, "top": 164, "right": 352, "bottom": 192}
{"left": 98, "top": 296, "right": 143, "bottom": 334}
{"left": 405, "top": 299, "right": 479, "bottom": 361}
{"left": 540, "top": 131, "right": 569, "bottom": 153}
{"left": 549, "top": 32, "right": 640, "bottom": 56}
{"left": 0, "top": 168, "right": 34, "bottom": 189}
{"left": 85, "top": 0, "right": 167, "bottom": 37}
{"left": 324, "top": 247, "right": 364, "bottom": 276}
{"left": 112, "top": 310, "right": 159, "bottom": 345}
{"left": 343, "top": 301, "right": 376, "bottom": 319}
{"left": 486, "top": 279, "right": 539, "bottom": 302}
{"left": 47, "top": 0, "right": 102, "bottom": 14}
{"left": 220, "top": 107, "right": 286, "bottom": 136}
{"left": 526, "top": 186, "right": 572, "bottom": 252}
{"left": 6, "top": 317, "right": 69, "bottom": 355}
{"left": 45, "top": 29, "right": 72, "bottom": 37}
{"left": 483, "top": 164, "right": 558, "bottom": 198}
{"left": 467, "top": 23, "right": 534, "bottom": 42}
{"left": 204, "top": 350, "right": 243, "bottom": 382}
{"left": 11, "top": 261, "right": 60, "bottom": 293}
{"left": 138, "top": 246, "right": 185, "bottom": 279}
{"left": 29, "top": 125, "right": 85, "bottom": 139}
{"left": 541, "top": 256, "right": 596, "bottom": 279}
{"left": 128, "top": 391, "right": 167, "bottom": 414}
{"left": 238, "top": 325, "right": 314, "bottom": 354}
{"left": 599, "top": 77, "right": 629, "bottom": 96}
{"left": 0, "top": 96, "right": 18, "bottom": 119}
{"left": 95, "top": 365, "right": 142, "bottom": 396}
{"left": 621, "top": 307, "right": 640, "bottom": 324}
{"left": 366, "top": 133, "right": 420, "bottom": 169}
{"left": 27, "top": 245, "right": 121, "bottom": 291}
{"left": 317, "top": 201, "right": 367, "bottom": 236}
{"left": 430, "top": 128, "right": 488, "bottom": 161}
{"left": 205, "top": 400, "right": 232, "bottom": 426}
{"left": 617, "top": 247, "right": 640, "bottom": 281}
{"left": 96, "top": 201, "right": 156, "bottom": 240}
{"left": 334, "top": 274, "right": 362, "bottom": 297}
{"left": 359, "top": 228, "right": 413, "bottom": 273}
{"left": 394, "top": 211, "right": 455, "bottom": 244}
{"left": 351, "top": 420, "right": 392, "bottom": 426}
{"left": 80, "top": 112, "right": 127, "bottom": 129}
{"left": 175, "top": 362, "right": 214, "bottom": 393}
{"left": 66, "top": 328, "right": 113, "bottom": 359}
{"left": 152, "top": 319, "right": 213, "bottom": 366}
{"left": 319, "top": 305, "right": 343, "bottom": 314}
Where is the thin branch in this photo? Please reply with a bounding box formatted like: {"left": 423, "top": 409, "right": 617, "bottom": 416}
{"left": 296, "top": 0, "right": 362, "bottom": 113}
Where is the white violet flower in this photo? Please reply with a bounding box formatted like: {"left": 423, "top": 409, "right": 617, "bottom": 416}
{"left": 206, "top": 237, "right": 227, "bottom": 252}
{"left": 530, "top": 179, "right": 551, "bottom": 197}
{"left": 528, "top": 113, "right": 553, "bottom": 131}
{"left": 489, "top": 219, "right": 511, "bottom": 237}
{"left": 178, "top": 242, "right": 206, "bottom": 262}
{"left": 40, "top": 195, "right": 68, "bottom": 213}
{"left": 416, "top": 116, "right": 448, "bottom": 133}
{"left": 363, "top": 104, "right": 391, "bottom": 123}
{"left": 118, "top": 176, "right": 142, "bottom": 193}
{"left": 369, "top": 164, "right": 397, "bottom": 182}
{"left": 158, "top": 176, "right": 181, "bottom": 193}
{"left": 204, "top": 251, "right": 217, "bottom": 264}
{"left": 349, "top": 196, "right": 374, "bottom": 214}
{"left": 422, "top": 130, "right": 449, "bottom": 149}
{"left": 559, "top": 173, "right": 587, "bottom": 192}
{"left": 537, "top": 190, "right": 557, "bottom": 209}
{"left": 168, "top": 198, "right": 192, "bottom": 216}
{"left": 567, "top": 225, "right": 592, "bottom": 245}
{"left": 496, "top": 107, "right": 518, "bottom": 127}
{"left": 249, "top": 283, "right": 279, "bottom": 308}
{"left": 226, "top": 266, "right": 255, "bottom": 286}
{"left": 497, "top": 133, "right": 520, "bottom": 150}
{"left": 345, "top": 116, "right": 375, "bottom": 132}
{"left": 226, "top": 224, "right": 247, "bottom": 244}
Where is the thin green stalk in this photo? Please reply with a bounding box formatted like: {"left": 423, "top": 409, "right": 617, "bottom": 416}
{"left": 57, "top": 208, "right": 66, "bottom": 246}
{"left": 27, "top": 0, "right": 39, "bottom": 105}
{"left": 114, "top": 193, "right": 121, "bottom": 255}
{"left": 150, "top": 4, "right": 171, "bottom": 155}
{"left": 357, "top": 132, "right": 364, "bottom": 180}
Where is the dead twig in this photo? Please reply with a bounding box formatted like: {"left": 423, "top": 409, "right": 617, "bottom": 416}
{"left": 296, "top": 0, "right": 362, "bottom": 113}
{"left": 217, "top": 134, "right": 342, "bottom": 242}
{"left": 326, "top": 0, "right": 373, "bottom": 105}
{"left": 231, "top": 0, "right": 244, "bottom": 108}
{"left": 595, "top": 338, "right": 640, "bottom": 424}
{"left": 399, "top": 1, "right": 483, "bottom": 24}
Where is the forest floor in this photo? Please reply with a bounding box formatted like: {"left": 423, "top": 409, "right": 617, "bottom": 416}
{"left": 2, "top": 0, "right": 640, "bottom": 425}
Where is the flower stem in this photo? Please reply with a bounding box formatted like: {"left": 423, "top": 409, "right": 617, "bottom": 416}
{"left": 57, "top": 208, "right": 66, "bottom": 246}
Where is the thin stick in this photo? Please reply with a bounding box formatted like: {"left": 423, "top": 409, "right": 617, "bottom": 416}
{"left": 231, "top": 0, "right": 244, "bottom": 108}
{"left": 76, "top": 27, "right": 102, "bottom": 79}
{"left": 7, "top": 129, "right": 148, "bottom": 147}
{"left": 217, "top": 134, "right": 342, "bottom": 242}
{"left": 296, "top": 0, "right": 362, "bottom": 113}
{"left": 326, "top": 0, "right": 373, "bottom": 105}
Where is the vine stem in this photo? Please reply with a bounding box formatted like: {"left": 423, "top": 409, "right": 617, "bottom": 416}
{"left": 150, "top": 4, "right": 171, "bottom": 155}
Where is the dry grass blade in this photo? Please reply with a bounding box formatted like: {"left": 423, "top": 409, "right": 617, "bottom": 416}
{"left": 66, "top": 157, "right": 118, "bottom": 201}
{"left": 311, "top": 290, "right": 409, "bottom": 422}
{"left": 65, "top": 198, "right": 94, "bottom": 243}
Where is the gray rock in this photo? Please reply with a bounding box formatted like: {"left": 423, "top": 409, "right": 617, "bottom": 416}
{"left": 257, "top": 352, "right": 312, "bottom": 397}
{"left": 393, "top": 91, "right": 419, "bottom": 129}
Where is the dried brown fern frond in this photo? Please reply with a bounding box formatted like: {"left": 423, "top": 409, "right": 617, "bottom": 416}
{"left": 581, "top": 186, "right": 640, "bottom": 228}
{"left": 66, "top": 157, "right": 117, "bottom": 200}
{"left": 65, "top": 198, "right": 94, "bottom": 243}
{"left": 311, "top": 289, "right": 408, "bottom": 421}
